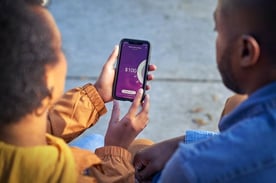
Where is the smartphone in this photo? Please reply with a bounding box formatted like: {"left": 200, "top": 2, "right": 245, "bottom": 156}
{"left": 113, "top": 38, "right": 151, "bottom": 101}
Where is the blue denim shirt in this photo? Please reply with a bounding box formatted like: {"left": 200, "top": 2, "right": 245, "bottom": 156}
{"left": 157, "top": 82, "right": 276, "bottom": 183}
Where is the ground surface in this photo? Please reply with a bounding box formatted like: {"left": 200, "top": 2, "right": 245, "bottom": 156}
{"left": 49, "top": 0, "right": 233, "bottom": 142}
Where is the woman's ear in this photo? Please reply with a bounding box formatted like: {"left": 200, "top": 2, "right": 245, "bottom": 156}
{"left": 239, "top": 34, "right": 260, "bottom": 67}
{"left": 34, "top": 90, "right": 52, "bottom": 116}
{"left": 34, "top": 66, "right": 55, "bottom": 117}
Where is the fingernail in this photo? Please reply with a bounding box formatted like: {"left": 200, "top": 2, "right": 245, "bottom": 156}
{"left": 113, "top": 100, "right": 119, "bottom": 106}
{"left": 138, "top": 88, "right": 143, "bottom": 94}
{"left": 135, "top": 163, "right": 143, "bottom": 171}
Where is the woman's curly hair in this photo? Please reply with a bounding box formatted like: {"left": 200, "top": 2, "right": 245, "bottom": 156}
{"left": 0, "top": 0, "right": 58, "bottom": 124}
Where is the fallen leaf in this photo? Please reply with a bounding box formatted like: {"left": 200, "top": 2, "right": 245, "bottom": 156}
{"left": 205, "top": 113, "right": 213, "bottom": 121}
{"left": 189, "top": 107, "right": 204, "bottom": 113}
{"left": 192, "top": 118, "right": 207, "bottom": 126}
{"left": 212, "top": 94, "right": 219, "bottom": 102}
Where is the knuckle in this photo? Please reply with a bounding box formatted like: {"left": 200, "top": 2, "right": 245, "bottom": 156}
{"left": 124, "top": 115, "right": 132, "bottom": 122}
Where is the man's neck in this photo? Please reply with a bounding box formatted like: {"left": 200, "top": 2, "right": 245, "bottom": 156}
{"left": 0, "top": 114, "right": 48, "bottom": 147}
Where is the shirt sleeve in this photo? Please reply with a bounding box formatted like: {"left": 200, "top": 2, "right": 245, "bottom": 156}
{"left": 47, "top": 83, "right": 107, "bottom": 143}
{"left": 185, "top": 130, "right": 218, "bottom": 144}
{"left": 152, "top": 130, "right": 218, "bottom": 183}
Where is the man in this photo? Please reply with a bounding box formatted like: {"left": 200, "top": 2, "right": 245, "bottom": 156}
{"left": 134, "top": 0, "right": 276, "bottom": 182}
{"left": 0, "top": 0, "right": 156, "bottom": 182}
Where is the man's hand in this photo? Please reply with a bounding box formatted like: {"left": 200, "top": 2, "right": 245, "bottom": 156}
{"left": 133, "top": 136, "right": 184, "bottom": 182}
{"left": 104, "top": 89, "right": 150, "bottom": 149}
{"left": 94, "top": 45, "right": 157, "bottom": 103}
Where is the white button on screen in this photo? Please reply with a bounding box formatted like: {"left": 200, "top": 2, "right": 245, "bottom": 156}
{"left": 122, "top": 89, "right": 136, "bottom": 95}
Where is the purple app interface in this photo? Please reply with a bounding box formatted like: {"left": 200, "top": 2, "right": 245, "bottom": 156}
{"left": 116, "top": 41, "right": 149, "bottom": 100}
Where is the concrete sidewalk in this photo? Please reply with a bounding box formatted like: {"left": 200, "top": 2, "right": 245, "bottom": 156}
{"left": 49, "top": 0, "right": 233, "bottom": 142}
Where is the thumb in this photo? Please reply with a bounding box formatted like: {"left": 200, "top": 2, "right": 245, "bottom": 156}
{"left": 136, "top": 162, "right": 158, "bottom": 182}
{"left": 106, "top": 45, "right": 119, "bottom": 68}
{"left": 109, "top": 100, "right": 120, "bottom": 125}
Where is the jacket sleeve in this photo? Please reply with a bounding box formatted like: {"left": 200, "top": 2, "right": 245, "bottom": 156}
{"left": 47, "top": 83, "right": 107, "bottom": 143}
{"left": 71, "top": 146, "right": 135, "bottom": 183}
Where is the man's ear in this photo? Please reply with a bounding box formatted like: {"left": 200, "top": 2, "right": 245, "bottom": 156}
{"left": 239, "top": 34, "right": 260, "bottom": 67}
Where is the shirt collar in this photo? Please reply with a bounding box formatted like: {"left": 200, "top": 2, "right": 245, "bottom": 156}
{"left": 219, "top": 82, "right": 276, "bottom": 131}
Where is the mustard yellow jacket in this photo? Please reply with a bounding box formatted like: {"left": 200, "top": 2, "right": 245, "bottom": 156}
{"left": 0, "top": 84, "right": 136, "bottom": 183}
{"left": 0, "top": 134, "right": 77, "bottom": 183}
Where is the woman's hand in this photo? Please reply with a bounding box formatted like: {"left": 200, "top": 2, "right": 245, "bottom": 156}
{"left": 94, "top": 46, "right": 157, "bottom": 103}
{"left": 104, "top": 89, "right": 150, "bottom": 149}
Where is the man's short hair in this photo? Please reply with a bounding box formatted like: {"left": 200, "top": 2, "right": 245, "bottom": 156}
{"left": 221, "top": 0, "right": 276, "bottom": 62}
{"left": 0, "top": 0, "right": 58, "bottom": 124}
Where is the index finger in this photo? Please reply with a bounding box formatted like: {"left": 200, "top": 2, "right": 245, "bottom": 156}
{"left": 148, "top": 64, "right": 157, "bottom": 72}
{"left": 137, "top": 94, "right": 150, "bottom": 117}
{"left": 128, "top": 88, "right": 144, "bottom": 116}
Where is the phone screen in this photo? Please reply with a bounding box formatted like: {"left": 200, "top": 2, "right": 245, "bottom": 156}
{"left": 113, "top": 39, "right": 150, "bottom": 101}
